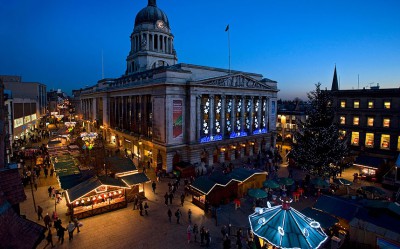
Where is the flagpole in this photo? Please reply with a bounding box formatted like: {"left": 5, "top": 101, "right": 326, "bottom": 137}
{"left": 228, "top": 27, "right": 231, "bottom": 74}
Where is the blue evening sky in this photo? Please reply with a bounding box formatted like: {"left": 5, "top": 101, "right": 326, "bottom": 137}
{"left": 1, "top": 0, "right": 399, "bottom": 100}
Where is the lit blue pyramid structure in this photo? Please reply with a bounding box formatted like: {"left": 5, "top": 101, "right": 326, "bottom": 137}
{"left": 248, "top": 197, "right": 328, "bottom": 249}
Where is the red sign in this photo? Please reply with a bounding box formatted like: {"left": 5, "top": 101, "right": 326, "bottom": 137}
{"left": 173, "top": 100, "right": 183, "bottom": 138}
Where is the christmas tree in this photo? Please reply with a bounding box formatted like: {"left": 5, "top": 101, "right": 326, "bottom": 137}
{"left": 291, "top": 83, "right": 349, "bottom": 178}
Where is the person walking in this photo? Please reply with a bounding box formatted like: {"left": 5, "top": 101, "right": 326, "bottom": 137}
{"left": 73, "top": 216, "right": 80, "bottom": 233}
{"left": 236, "top": 228, "right": 243, "bottom": 249}
{"left": 167, "top": 208, "right": 172, "bottom": 223}
{"left": 139, "top": 201, "right": 144, "bottom": 216}
{"left": 151, "top": 181, "right": 156, "bottom": 193}
{"left": 180, "top": 193, "right": 185, "bottom": 206}
{"left": 168, "top": 192, "right": 173, "bottom": 205}
{"left": 44, "top": 167, "right": 49, "bottom": 178}
{"left": 44, "top": 229, "right": 55, "bottom": 248}
{"left": 144, "top": 202, "right": 149, "bottom": 216}
{"left": 133, "top": 195, "right": 139, "bottom": 210}
{"left": 205, "top": 228, "right": 211, "bottom": 247}
{"left": 187, "top": 224, "right": 192, "bottom": 244}
{"left": 67, "top": 221, "right": 75, "bottom": 240}
{"left": 44, "top": 213, "right": 51, "bottom": 229}
{"left": 164, "top": 192, "right": 169, "bottom": 206}
{"left": 175, "top": 209, "right": 181, "bottom": 224}
{"left": 188, "top": 209, "right": 192, "bottom": 224}
{"left": 193, "top": 223, "right": 199, "bottom": 242}
{"left": 57, "top": 225, "right": 66, "bottom": 244}
{"left": 48, "top": 186, "right": 52, "bottom": 197}
{"left": 37, "top": 205, "right": 44, "bottom": 221}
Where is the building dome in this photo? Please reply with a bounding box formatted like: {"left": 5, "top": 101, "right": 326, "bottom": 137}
{"left": 134, "top": 0, "right": 170, "bottom": 28}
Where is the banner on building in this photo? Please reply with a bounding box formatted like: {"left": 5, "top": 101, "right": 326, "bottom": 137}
{"left": 173, "top": 100, "right": 183, "bottom": 139}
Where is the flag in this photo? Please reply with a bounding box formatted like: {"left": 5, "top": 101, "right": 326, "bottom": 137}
{"left": 225, "top": 24, "right": 229, "bottom": 32}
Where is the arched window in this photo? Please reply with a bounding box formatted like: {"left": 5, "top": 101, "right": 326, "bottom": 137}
{"left": 152, "top": 60, "right": 168, "bottom": 69}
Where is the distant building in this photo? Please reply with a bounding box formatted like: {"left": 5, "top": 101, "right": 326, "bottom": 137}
{"left": 330, "top": 66, "right": 400, "bottom": 179}
{"left": 276, "top": 100, "right": 307, "bottom": 145}
{"left": 73, "top": 0, "right": 278, "bottom": 172}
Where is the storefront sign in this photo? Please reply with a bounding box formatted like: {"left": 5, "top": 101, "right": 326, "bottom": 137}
{"left": 14, "top": 118, "right": 23, "bottom": 128}
{"left": 24, "top": 115, "right": 31, "bottom": 123}
{"left": 31, "top": 114, "right": 37, "bottom": 121}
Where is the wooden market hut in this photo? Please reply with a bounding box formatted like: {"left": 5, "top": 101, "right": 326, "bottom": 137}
{"left": 65, "top": 176, "right": 130, "bottom": 219}
{"left": 228, "top": 168, "right": 267, "bottom": 198}
{"left": 119, "top": 172, "right": 151, "bottom": 202}
{"left": 105, "top": 156, "right": 138, "bottom": 177}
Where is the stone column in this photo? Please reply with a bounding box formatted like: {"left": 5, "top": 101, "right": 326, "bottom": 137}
{"left": 249, "top": 96, "right": 254, "bottom": 134}
{"left": 257, "top": 96, "right": 262, "bottom": 131}
{"left": 220, "top": 95, "right": 226, "bottom": 138}
{"left": 196, "top": 95, "right": 201, "bottom": 141}
{"left": 92, "top": 98, "right": 97, "bottom": 122}
{"left": 240, "top": 96, "right": 245, "bottom": 132}
{"left": 209, "top": 95, "right": 215, "bottom": 138}
{"left": 231, "top": 97, "right": 236, "bottom": 134}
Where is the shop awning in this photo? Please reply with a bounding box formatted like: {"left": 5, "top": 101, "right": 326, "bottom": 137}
{"left": 228, "top": 168, "right": 267, "bottom": 182}
{"left": 120, "top": 173, "right": 150, "bottom": 186}
{"left": 301, "top": 207, "right": 339, "bottom": 229}
{"left": 313, "top": 195, "right": 360, "bottom": 221}
{"left": 353, "top": 155, "right": 384, "bottom": 169}
{"left": 66, "top": 176, "right": 129, "bottom": 203}
{"left": 190, "top": 176, "right": 217, "bottom": 195}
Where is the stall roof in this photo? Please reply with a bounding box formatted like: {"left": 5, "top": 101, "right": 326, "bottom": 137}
{"left": 228, "top": 168, "right": 267, "bottom": 182}
{"left": 190, "top": 176, "right": 217, "bottom": 195}
{"left": 120, "top": 173, "right": 150, "bottom": 186}
{"left": 106, "top": 156, "right": 137, "bottom": 174}
{"left": 66, "top": 176, "right": 129, "bottom": 203}
{"left": 209, "top": 172, "right": 235, "bottom": 185}
{"left": 314, "top": 195, "right": 361, "bottom": 221}
{"left": 301, "top": 207, "right": 339, "bottom": 229}
{"left": 59, "top": 170, "right": 96, "bottom": 190}
{"left": 0, "top": 168, "right": 26, "bottom": 205}
{"left": 354, "top": 155, "right": 384, "bottom": 169}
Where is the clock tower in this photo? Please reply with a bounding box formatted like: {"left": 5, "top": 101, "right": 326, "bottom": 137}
{"left": 126, "top": 0, "right": 177, "bottom": 74}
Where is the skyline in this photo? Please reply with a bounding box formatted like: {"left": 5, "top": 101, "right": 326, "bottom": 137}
{"left": 1, "top": 0, "right": 399, "bottom": 100}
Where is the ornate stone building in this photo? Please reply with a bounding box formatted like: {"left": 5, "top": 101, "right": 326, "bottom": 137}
{"left": 75, "top": 0, "right": 278, "bottom": 172}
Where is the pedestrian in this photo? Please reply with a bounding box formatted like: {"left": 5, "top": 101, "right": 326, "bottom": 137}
{"left": 180, "top": 193, "right": 185, "bottom": 206}
{"left": 67, "top": 221, "right": 75, "bottom": 240}
{"left": 152, "top": 181, "right": 156, "bottom": 193}
{"left": 44, "top": 229, "right": 55, "bottom": 248}
{"left": 139, "top": 201, "right": 144, "bottom": 216}
{"left": 44, "top": 167, "right": 49, "bottom": 178}
{"left": 50, "top": 167, "right": 54, "bottom": 177}
{"left": 133, "top": 195, "right": 138, "bottom": 210}
{"left": 223, "top": 235, "right": 231, "bottom": 249}
{"left": 48, "top": 186, "right": 52, "bottom": 197}
{"left": 44, "top": 213, "right": 51, "bottom": 229}
{"left": 188, "top": 209, "right": 192, "bottom": 224}
{"left": 187, "top": 224, "right": 192, "bottom": 244}
{"left": 144, "top": 202, "right": 149, "bottom": 216}
{"left": 164, "top": 192, "right": 169, "bottom": 206}
{"left": 54, "top": 218, "right": 62, "bottom": 231}
{"left": 168, "top": 182, "right": 172, "bottom": 192}
{"left": 168, "top": 192, "right": 173, "bottom": 205}
{"left": 175, "top": 209, "right": 181, "bottom": 224}
{"left": 221, "top": 225, "right": 227, "bottom": 239}
{"left": 73, "top": 216, "right": 80, "bottom": 233}
{"left": 236, "top": 228, "right": 243, "bottom": 249}
{"left": 57, "top": 226, "right": 66, "bottom": 244}
{"left": 200, "top": 226, "right": 205, "bottom": 245}
{"left": 37, "top": 205, "right": 44, "bottom": 220}
{"left": 193, "top": 223, "right": 199, "bottom": 242}
{"left": 167, "top": 208, "right": 172, "bottom": 223}
{"left": 205, "top": 228, "right": 211, "bottom": 247}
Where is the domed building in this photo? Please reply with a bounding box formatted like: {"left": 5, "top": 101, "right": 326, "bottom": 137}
{"left": 75, "top": 0, "right": 278, "bottom": 173}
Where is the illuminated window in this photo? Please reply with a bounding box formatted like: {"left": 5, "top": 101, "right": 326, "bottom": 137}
{"left": 340, "top": 116, "right": 346, "bottom": 125}
{"left": 383, "top": 118, "right": 390, "bottom": 128}
{"left": 353, "top": 117, "right": 359, "bottom": 125}
{"left": 340, "top": 101, "right": 346, "bottom": 108}
{"left": 380, "top": 134, "right": 390, "bottom": 149}
{"left": 384, "top": 101, "right": 391, "bottom": 109}
{"left": 353, "top": 100, "right": 360, "bottom": 108}
{"left": 339, "top": 130, "right": 346, "bottom": 139}
{"left": 367, "top": 117, "right": 374, "bottom": 127}
{"left": 351, "top": 132, "right": 359, "bottom": 146}
{"left": 368, "top": 101, "right": 374, "bottom": 109}
{"left": 365, "top": 133, "right": 374, "bottom": 148}
{"left": 398, "top": 136, "right": 400, "bottom": 151}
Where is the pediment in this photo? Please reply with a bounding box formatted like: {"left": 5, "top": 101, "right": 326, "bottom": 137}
{"left": 194, "top": 74, "right": 272, "bottom": 90}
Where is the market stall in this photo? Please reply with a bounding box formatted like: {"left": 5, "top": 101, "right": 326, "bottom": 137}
{"left": 66, "top": 176, "right": 130, "bottom": 219}
{"left": 119, "top": 172, "right": 150, "bottom": 201}
{"left": 228, "top": 168, "right": 267, "bottom": 198}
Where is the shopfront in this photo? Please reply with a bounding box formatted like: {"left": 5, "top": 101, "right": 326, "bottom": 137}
{"left": 66, "top": 176, "right": 129, "bottom": 219}
{"left": 353, "top": 155, "right": 384, "bottom": 180}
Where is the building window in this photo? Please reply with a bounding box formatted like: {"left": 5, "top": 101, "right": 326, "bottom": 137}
{"left": 380, "top": 134, "right": 390, "bottom": 149}
{"left": 340, "top": 101, "right": 346, "bottom": 108}
{"left": 340, "top": 116, "right": 346, "bottom": 125}
{"left": 353, "top": 117, "right": 359, "bottom": 126}
{"left": 368, "top": 101, "right": 374, "bottom": 109}
{"left": 383, "top": 118, "right": 390, "bottom": 128}
{"left": 353, "top": 100, "right": 360, "bottom": 108}
{"left": 365, "top": 133, "right": 374, "bottom": 148}
{"left": 398, "top": 136, "right": 400, "bottom": 151}
{"left": 384, "top": 101, "right": 391, "bottom": 109}
{"left": 367, "top": 117, "right": 374, "bottom": 127}
{"left": 351, "top": 132, "right": 359, "bottom": 146}
{"left": 339, "top": 130, "right": 346, "bottom": 139}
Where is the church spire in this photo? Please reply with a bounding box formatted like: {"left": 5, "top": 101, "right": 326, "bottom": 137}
{"left": 148, "top": 0, "right": 156, "bottom": 6}
{"left": 331, "top": 65, "right": 339, "bottom": 91}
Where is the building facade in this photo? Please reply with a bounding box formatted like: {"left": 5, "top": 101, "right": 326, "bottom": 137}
{"left": 75, "top": 0, "right": 278, "bottom": 172}
{"left": 331, "top": 67, "right": 400, "bottom": 173}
